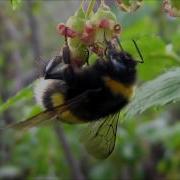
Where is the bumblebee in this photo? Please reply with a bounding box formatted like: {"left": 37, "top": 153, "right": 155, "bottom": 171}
{"left": 7, "top": 36, "right": 143, "bottom": 159}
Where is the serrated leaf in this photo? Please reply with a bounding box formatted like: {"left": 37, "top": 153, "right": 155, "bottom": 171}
{"left": 0, "top": 84, "right": 33, "bottom": 114}
{"left": 126, "top": 68, "right": 180, "bottom": 118}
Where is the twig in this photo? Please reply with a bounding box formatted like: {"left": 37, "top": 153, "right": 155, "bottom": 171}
{"left": 1, "top": 13, "right": 23, "bottom": 92}
{"left": 26, "top": 1, "right": 42, "bottom": 69}
{"left": 54, "top": 122, "right": 84, "bottom": 180}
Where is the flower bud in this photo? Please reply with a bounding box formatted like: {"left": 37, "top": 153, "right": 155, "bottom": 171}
{"left": 57, "top": 23, "right": 77, "bottom": 38}
{"left": 66, "top": 6, "right": 86, "bottom": 47}
{"left": 81, "top": 1, "right": 121, "bottom": 47}
{"left": 81, "top": 21, "right": 96, "bottom": 45}
{"left": 163, "top": 0, "right": 180, "bottom": 17}
{"left": 65, "top": 5, "right": 88, "bottom": 66}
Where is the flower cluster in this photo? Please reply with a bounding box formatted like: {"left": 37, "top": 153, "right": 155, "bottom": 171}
{"left": 57, "top": 1, "right": 121, "bottom": 66}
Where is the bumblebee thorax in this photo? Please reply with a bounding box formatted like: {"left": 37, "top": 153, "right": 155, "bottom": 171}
{"left": 105, "top": 52, "right": 137, "bottom": 85}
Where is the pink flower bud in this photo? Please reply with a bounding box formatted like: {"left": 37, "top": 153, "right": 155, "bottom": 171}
{"left": 57, "top": 23, "right": 77, "bottom": 38}
{"left": 99, "top": 19, "right": 110, "bottom": 29}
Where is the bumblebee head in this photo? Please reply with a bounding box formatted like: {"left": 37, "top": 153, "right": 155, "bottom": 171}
{"left": 104, "top": 37, "right": 144, "bottom": 84}
{"left": 110, "top": 50, "right": 137, "bottom": 70}
{"left": 105, "top": 37, "right": 143, "bottom": 72}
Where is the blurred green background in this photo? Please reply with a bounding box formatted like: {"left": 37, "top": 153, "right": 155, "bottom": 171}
{"left": 0, "top": 0, "right": 180, "bottom": 179}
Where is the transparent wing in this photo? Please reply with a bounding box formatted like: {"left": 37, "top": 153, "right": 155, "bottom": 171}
{"left": 80, "top": 112, "right": 120, "bottom": 159}
{"left": 5, "top": 109, "right": 56, "bottom": 130}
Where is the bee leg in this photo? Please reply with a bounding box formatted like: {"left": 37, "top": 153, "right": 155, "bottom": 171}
{"left": 85, "top": 48, "right": 89, "bottom": 65}
{"left": 103, "top": 31, "right": 112, "bottom": 60}
{"left": 63, "top": 65, "right": 76, "bottom": 83}
{"left": 62, "top": 31, "right": 71, "bottom": 64}
{"left": 115, "top": 36, "right": 124, "bottom": 52}
{"left": 44, "top": 72, "right": 64, "bottom": 80}
{"left": 62, "top": 45, "right": 71, "bottom": 64}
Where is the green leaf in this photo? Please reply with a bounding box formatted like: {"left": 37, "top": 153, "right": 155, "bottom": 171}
{"left": 10, "top": 0, "right": 22, "bottom": 10}
{"left": 172, "top": 31, "right": 180, "bottom": 54}
{"left": 121, "top": 18, "right": 158, "bottom": 40}
{"left": 0, "top": 84, "right": 33, "bottom": 114}
{"left": 137, "top": 119, "right": 180, "bottom": 147}
{"left": 27, "top": 105, "right": 42, "bottom": 118}
{"left": 122, "top": 36, "right": 180, "bottom": 80}
{"left": 126, "top": 68, "right": 180, "bottom": 118}
{"left": 171, "top": 0, "right": 180, "bottom": 9}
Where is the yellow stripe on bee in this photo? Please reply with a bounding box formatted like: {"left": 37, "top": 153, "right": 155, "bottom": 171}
{"left": 51, "top": 93, "right": 64, "bottom": 107}
{"left": 103, "top": 76, "right": 135, "bottom": 99}
{"left": 51, "top": 93, "right": 86, "bottom": 124}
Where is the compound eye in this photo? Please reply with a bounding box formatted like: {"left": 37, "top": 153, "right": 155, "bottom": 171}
{"left": 112, "top": 60, "right": 126, "bottom": 71}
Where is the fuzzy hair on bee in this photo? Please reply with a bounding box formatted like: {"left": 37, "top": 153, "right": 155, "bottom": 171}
{"left": 34, "top": 78, "right": 54, "bottom": 108}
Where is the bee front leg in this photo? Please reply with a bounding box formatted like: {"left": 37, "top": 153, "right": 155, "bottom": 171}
{"left": 44, "top": 72, "right": 64, "bottom": 80}
{"left": 62, "top": 45, "right": 71, "bottom": 64}
{"left": 62, "top": 32, "right": 71, "bottom": 64}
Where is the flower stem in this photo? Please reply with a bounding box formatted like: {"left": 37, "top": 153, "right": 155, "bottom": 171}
{"left": 85, "top": 0, "right": 96, "bottom": 18}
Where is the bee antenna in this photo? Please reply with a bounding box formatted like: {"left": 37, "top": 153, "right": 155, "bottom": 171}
{"left": 132, "top": 39, "right": 144, "bottom": 63}
{"left": 115, "top": 36, "right": 124, "bottom": 52}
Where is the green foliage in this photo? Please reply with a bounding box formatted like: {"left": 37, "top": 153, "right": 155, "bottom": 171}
{"left": 122, "top": 35, "right": 180, "bottom": 80}
{"left": 10, "top": 0, "right": 22, "bottom": 10}
{"left": 1, "top": 1, "right": 180, "bottom": 179}
{"left": 0, "top": 84, "right": 33, "bottom": 114}
{"left": 126, "top": 68, "right": 180, "bottom": 118}
{"left": 171, "top": 0, "right": 180, "bottom": 9}
{"left": 172, "top": 31, "right": 180, "bottom": 54}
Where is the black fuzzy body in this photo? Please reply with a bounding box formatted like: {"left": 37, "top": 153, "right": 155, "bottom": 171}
{"left": 43, "top": 51, "right": 137, "bottom": 122}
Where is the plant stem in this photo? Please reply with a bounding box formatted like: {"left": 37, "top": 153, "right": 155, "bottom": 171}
{"left": 54, "top": 122, "right": 85, "bottom": 180}
{"left": 85, "top": 0, "right": 96, "bottom": 18}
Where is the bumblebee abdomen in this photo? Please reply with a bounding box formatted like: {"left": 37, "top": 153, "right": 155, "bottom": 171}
{"left": 34, "top": 78, "right": 86, "bottom": 123}
{"left": 68, "top": 87, "right": 128, "bottom": 121}
{"left": 34, "top": 78, "right": 66, "bottom": 110}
